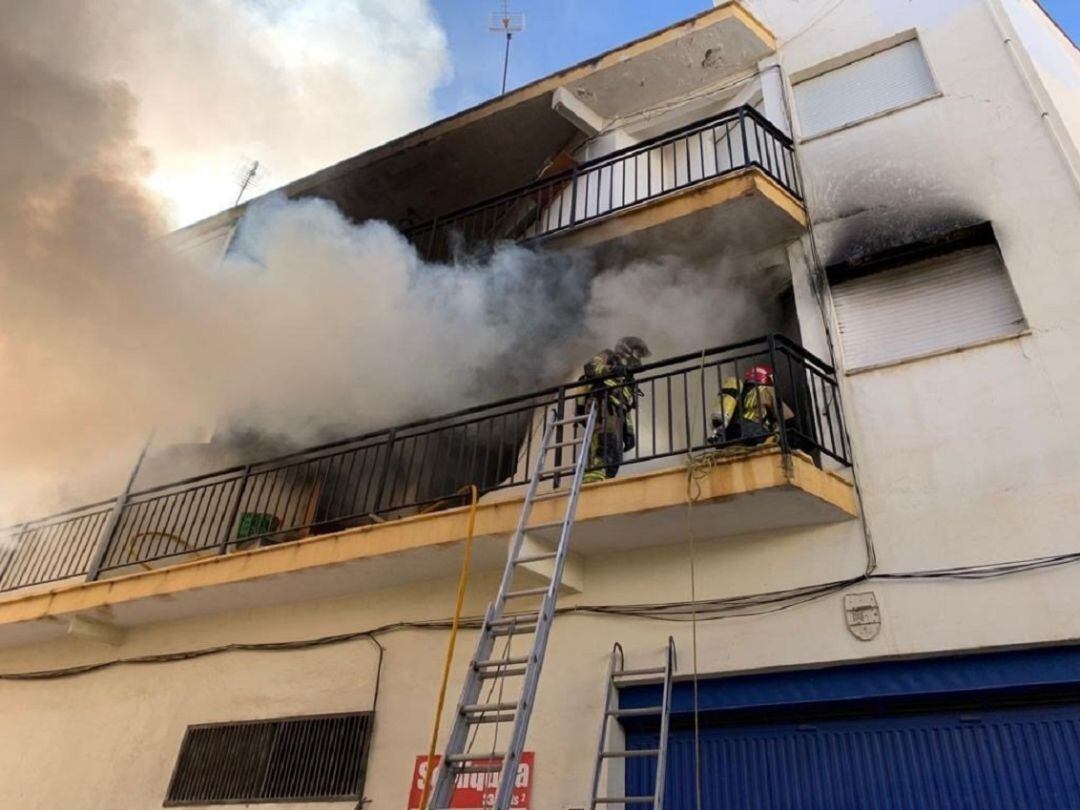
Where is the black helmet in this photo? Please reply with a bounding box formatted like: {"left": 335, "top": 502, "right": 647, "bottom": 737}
{"left": 614, "top": 336, "right": 650, "bottom": 368}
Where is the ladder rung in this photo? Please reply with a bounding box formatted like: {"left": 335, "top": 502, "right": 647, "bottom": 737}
{"left": 462, "top": 702, "right": 517, "bottom": 714}
{"left": 549, "top": 438, "right": 582, "bottom": 449}
{"left": 515, "top": 552, "right": 558, "bottom": 565}
{"left": 490, "top": 623, "right": 536, "bottom": 637}
{"left": 445, "top": 752, "right": 506, "bottom": 764}
{"left": 487, "top": 613, "right": 539, "bottom": 628}
{"left": 608, "top": 706, "right": 663, "bottom": 718}
{"left": 594, "top": 797, "right": 655, "bottom": 804}
{"left": 474, "top": 655, "right": 530, "bottom": 669}
{"left": 477, "top": 666, "right": 528, "bottom": 680}
{"left": 539, "top": 465, "right": 578, "bottom": 478}
{"left": 551, "top": 416, "right": 588, "bottom": 427}
{"left": 602, "top": 749, "right": 660, "bottom": 758}
{"left": 504, "top": 586, "right": 549, "bottom": 600}
{"left": 465, "top": 712, "right": 516, "bottom": 724}
{"left": 614, "top": 667, "right": 666, "bottom": 679}
{"left": 530, "top": 489, "right": 569, "bottom": 501}
{"left": 447, "top": 764, "right": 505, "bottom": 775}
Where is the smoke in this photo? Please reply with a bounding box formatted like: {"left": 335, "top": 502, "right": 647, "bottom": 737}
{"left": 206, "top": 197, "right": 596, "bottom": 437}
{"left": 585, "top": 258, "right": 775, "bottom": 361}
{"left": 2, "top": 0, "right": 451, "bottom": 226}
{"left": 0, "top": 8, "right": 777, "bottom": 525}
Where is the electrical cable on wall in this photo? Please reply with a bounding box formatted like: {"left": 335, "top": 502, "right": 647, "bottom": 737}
{"left": 7, "top": 545, "right": 1080, "bottom": 682}
{"left": 765, "top": 48, "right": 880, "bottom": 576}
{"left": 682, "top": 349, "right": 708, "bottom": 810}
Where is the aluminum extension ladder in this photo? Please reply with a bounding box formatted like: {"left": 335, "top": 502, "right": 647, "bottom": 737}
{"left": 428, "top": 402, "right": 599, "bottom": 810}
{"left": 588, "top": 638, "right": 677, "bottom": 809}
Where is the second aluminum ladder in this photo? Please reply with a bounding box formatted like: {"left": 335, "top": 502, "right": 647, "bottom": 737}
{"left": 588, "top": 638, "right": 677, "bottom": 809}
{"left": 428, "top": 401, "right": 599, "bottom": 810}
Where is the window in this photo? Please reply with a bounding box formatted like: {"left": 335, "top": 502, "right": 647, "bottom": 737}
{"left": 794, "top": 38, "right": 937, "bottom": 138}
{"left": 165, "top": 712, "right": 374, "bottom": 806}
{"left": 832, "top": 242, "right": 1027, "bottom": 371}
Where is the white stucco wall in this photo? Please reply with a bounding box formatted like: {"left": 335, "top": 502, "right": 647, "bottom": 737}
{"left": 996, "top": 0, "right": 1080, "bottom": 183}
{"left": 747, "top": 0, "right": 1080, "bottom": 571}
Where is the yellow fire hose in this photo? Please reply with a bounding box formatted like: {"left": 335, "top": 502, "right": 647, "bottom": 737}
{"left": 418, "top": 484, "right": 480, "bottom": 810}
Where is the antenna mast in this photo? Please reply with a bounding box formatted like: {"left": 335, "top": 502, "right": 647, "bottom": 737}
{"left": 233, "top": 159, "right": 260, "bottom": 206}
{"left": 488, "top": 1, "right": 525, "bottom": 96}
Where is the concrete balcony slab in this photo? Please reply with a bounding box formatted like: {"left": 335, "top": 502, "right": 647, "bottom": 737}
{"left": 545, "top": 167, "right": 807, "bottom": 262}
{"left": 0, "top": 450, "right": 854, "bottom": 649}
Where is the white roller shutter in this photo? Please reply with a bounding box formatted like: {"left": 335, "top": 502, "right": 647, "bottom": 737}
{"left": 795, "top": 39, "right": 937, "bottom": 138}
{"left": 832, "top": 245, "right": 1026, "bottom": 370}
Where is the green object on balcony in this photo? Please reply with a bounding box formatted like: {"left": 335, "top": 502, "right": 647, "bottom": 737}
{"left": 237, "top": 512, "right": 281, "bottom": 539}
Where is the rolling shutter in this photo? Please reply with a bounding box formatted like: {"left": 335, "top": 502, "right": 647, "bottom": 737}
{"left": 627, "top": 703, "right": 1080, "bottom": 808}
{"left": 795, "top": 39, "right": 937, "bottom": 137}
{"left": 832, "top": 245, "right": 1026, "bottom": 370}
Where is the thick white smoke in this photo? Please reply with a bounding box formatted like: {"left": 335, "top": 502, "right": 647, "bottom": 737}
{"left": 0, "top": 7, "right": 778, "bottom": 525}
{"left": 3, "top": 0, "right": 452, "bottom": 226}
{"left": 204, "top": 196, "right": 595, "bottom": 438}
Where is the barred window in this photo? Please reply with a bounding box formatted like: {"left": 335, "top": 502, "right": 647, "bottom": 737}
{"left": 165, "top": 712, "right": 373, "bottom": 806}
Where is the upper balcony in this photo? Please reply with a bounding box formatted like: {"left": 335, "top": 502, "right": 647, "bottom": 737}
{"left": 0, "top": 336, "right": 855, "bottom": 645}
{"left": 405, "top": 106, "right": 806, "bottom": 264}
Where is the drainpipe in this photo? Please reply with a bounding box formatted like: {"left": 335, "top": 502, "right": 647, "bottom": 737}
{"left": 984, "top": 0, "right": 1080, "bottom": 198}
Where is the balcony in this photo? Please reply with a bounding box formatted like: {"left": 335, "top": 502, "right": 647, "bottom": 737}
{"left": 405, "top": 106, "right": 806, "bottom": 263}
{"left": 0, "top": 337, "right": 856, "bottom": 644}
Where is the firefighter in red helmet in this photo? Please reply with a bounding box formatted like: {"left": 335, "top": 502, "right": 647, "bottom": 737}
{"left": 709, "top": 364, "right": 793, "bottom": 447}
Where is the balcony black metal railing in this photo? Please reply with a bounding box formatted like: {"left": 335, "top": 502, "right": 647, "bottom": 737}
{"left": 405, "top": 105, "right": 802, "bottom": 262}
{"left": 0, "top": 335, "right": 847, "bottom": 594}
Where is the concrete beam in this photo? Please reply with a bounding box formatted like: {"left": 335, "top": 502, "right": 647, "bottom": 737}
{"left": 516, "top": 533, "right": 584, "bottom": 594}
{"left": 67, "top": 615, "right": 127, "bottom": 646}
{"left": 758, "top": 58, "right": 790, "bottom": 137}
{"left": 552, "top": 87, "right": 607, "bottom": 137}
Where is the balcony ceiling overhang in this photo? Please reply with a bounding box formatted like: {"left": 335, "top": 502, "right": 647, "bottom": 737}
{"left": 546, "top": 168, "right": 808, "bottom": 264}
{"left": 176, "top": 2, "right": 775, "bottom": 240}
{"left": 0, "top": 451, "right": 853, "bottom": 651}
{"left": 562, "top": 7, "right": 775, "bottom": 120}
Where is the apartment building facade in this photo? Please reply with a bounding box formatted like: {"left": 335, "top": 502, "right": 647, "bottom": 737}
{"left": 2, "top": 0, "right": 1079, "bottom": 807}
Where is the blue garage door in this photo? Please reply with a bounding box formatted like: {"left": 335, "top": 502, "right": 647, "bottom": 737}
{"left": 627, "top": 703, "right": 1080, "bottom": 808}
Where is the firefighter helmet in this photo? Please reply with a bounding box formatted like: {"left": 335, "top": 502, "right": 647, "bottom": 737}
{"left": 614, "top": 336, "right": 651, "bottom": 366}
{"left": 744, "top": 365, "right": 774, "bottom": 385}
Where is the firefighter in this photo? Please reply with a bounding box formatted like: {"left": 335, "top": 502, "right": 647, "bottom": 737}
{"left": 580, "top": 337, "right": 650, "bottom": 483}
{"left": 708, "top": 365, "right": 793, "bottom": 447}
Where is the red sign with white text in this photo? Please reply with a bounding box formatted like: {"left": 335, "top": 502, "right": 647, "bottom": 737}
{"left": 408, "top": 752, "right": 533, "bottom": 809}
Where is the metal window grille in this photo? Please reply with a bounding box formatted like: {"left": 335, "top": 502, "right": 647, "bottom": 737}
{"left": 164, "top": 711, "right": 374, "bottom": 806}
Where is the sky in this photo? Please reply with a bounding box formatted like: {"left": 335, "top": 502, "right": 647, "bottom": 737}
{"left": 1042, "top": 0, "right": 1080, "bottom": 44}
{"left": 432, "top": 0, "right": 1080, "bottom": 111}
{"left": 429, "top": 0, "right": 710, "bottom": 115}
{"left": 11, "top": 0, "right": 1075, "bottom": 229}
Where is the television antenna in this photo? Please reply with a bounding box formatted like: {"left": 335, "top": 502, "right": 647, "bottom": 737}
{"left": 233, "top": 158, "right": 261, "bottom": 207}
{"left": 488, "top": 1, "right": 525, "bottom": 96}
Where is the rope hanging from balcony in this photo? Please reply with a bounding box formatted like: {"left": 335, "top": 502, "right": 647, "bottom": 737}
{"left": 418, "top": 484, "right": 479, "bottom": 810}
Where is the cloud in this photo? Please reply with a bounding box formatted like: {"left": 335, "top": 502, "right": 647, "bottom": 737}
{"left": 3, "top": 0, "right": 452, "bottom": 226}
